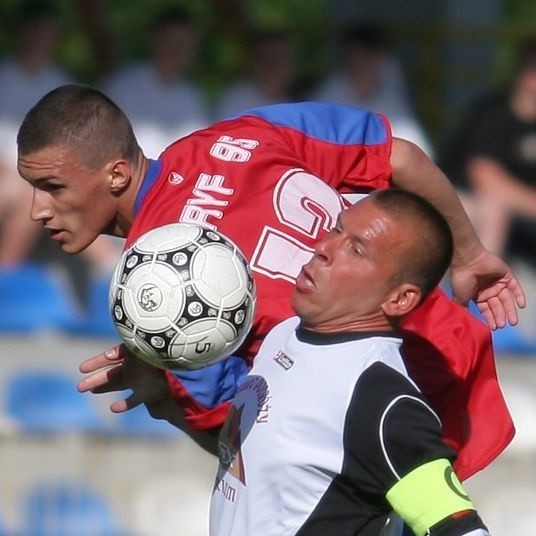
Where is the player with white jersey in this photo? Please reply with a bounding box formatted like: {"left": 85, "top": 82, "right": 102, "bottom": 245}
{"left": 211, "top": 191, "right": 490, "bottom": 536}
{"left": 17, "top": 86, "right": 524, "bottom": 481}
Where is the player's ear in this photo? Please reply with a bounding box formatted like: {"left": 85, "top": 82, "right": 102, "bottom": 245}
{"left": 382, "top": 283, "right": 422, "bottom": 318}
{"left": 107, "top": 160, "right": 131, "bottom": 192}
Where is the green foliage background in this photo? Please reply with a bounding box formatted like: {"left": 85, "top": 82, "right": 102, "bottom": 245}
{"left": 0, "top": 0, "right": 533, "bottom": 135}
{"left": 0, "top": 0, "right": 330, "bottom": 97}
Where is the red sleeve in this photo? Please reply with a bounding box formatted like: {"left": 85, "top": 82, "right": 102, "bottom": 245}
{"left": 400, "top": 288, "right": 515, "bottom": 481}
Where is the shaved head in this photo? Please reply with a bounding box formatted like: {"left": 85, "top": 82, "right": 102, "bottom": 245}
{"left": 368, "top": 188, "right": 454, "bottom": 300}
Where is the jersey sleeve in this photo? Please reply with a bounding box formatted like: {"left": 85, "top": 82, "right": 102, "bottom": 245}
{"left": 345, "top": 362, "right": 454, "bottom": 492}
{"left": 386, "top": 459, "right": 488, "bottom": 536}
{"left": 345, "top": 362, "right": 487, "bottom": 536}
{"left": 232, "top": 102, "right": 393, "bottom": 193}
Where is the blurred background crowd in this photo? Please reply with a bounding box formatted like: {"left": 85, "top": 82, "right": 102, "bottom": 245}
{"left": 1, "top": 0, "right": 536, "bottom": 310}
{"left": 0, "top": 0, "right": 536, "bottom": 536}
{"left": 0, "top": 0, "right": 535, "bottom": 317}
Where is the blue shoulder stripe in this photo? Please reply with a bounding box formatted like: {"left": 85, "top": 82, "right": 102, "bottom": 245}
{"left": 134, "top": 159, "right": 162, "bottom": 215}
{"left": 230, "top": 102, "right": 387, "bottom": 145}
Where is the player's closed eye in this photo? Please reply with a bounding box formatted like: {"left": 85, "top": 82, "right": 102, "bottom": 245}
{"left": 329, "top": 224, "right": 342, "bottom": 235}
{"left": 43, "top": 183, "right": 64, "bottom": 193}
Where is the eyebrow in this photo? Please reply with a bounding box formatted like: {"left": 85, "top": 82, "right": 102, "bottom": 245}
{"left": 338, "top": 211, "right": 367, "bottom": 249}
{"left": 29, "top": 176, "right": 58, "bottom": 185}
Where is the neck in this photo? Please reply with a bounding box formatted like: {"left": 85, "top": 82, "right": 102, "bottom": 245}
{"left": 300, "top": 315, "right": 395, "bottom": 335}
{"left": 114, "top": 151, "right": 150, "bottom": 237}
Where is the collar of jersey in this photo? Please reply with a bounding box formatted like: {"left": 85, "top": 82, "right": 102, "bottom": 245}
{"left": 296, "top": 325, "right": 400, "bottom": 345}
{"left": 134, "top": 159, "right": 162, "bottom": 215}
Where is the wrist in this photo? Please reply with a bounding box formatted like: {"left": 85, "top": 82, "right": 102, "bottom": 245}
{"left": 451, "top": 241, "right": 486, "bottom": 270}
{"left": 145, "top": 395, "right": 177, "bottom": 420}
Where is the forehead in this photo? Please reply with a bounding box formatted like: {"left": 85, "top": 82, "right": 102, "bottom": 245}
{"left": 343, "top": 198, "right": 387, "bottom": 227}
{"left": 342, "top": 199, "right": 409, "bottom": 245}
{"left": 18, "top": 144, "right": 87, "bottom": 179}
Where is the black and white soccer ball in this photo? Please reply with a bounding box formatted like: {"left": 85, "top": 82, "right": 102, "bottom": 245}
{"left": 109, "top": 223, "right": 256, "bottom": 370}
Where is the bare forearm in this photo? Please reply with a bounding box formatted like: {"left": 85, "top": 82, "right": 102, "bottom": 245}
{"left": 390, "top": 137, "right": 483, "bottom": 267}
{"left": 146, "top": 397, "right": 220, "bottom": 455}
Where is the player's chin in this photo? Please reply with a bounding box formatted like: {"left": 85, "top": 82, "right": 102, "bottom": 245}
{"left": 58, "top": 241, "right": 77, "bottom": 254}
{"left": 290, "top": 290, "right": 313, "bottom": 318}
{"left": 60, "top": 238, "right": 92, "bottom": 255}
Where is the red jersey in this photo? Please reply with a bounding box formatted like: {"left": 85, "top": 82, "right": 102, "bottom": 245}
{"left": 127, "top": 103, "right": 392, "bottom": 360}
{"left": 126, "top": 103, "right": 513, "bottom": 480}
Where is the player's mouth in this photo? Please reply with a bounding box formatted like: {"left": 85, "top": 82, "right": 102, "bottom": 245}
{"left": 47, "top": 228, "right": 66, "bottom": 241}
{"left": 295, "top": 266, "right": 316, "bottom": 292}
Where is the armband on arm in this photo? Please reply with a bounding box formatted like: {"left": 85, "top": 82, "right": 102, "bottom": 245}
{"left": 386, "top": 459, "right": 489, "bottom": 536}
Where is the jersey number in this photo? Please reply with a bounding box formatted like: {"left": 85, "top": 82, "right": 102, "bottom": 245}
{"left": 250, "top": 169, "right": 346, "bottom": 283}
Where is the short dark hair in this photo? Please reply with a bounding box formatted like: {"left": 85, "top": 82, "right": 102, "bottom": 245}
{"left": 17, "top": 84, "right": 140, "bottom": 170}
{"left": 369, "top": 188, "right": 454, "bottom": 300}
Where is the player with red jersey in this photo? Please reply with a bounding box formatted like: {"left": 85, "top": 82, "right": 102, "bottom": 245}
{"left": 126, "top": 104, "right": 391, "bottom": 362}
{"left": 17, "top": 86, "right": 524, "bottom": 481}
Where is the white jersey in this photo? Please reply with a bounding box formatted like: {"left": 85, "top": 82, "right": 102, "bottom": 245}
{"left": 209, "top": 317, "right": 456, "bottom": 535}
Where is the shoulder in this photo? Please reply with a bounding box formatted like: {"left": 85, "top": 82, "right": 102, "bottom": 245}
{"left": 346, "top": 362, "right": 454, "bottom": 481}
{"left": 253, "top": 317, "right": 300, "bottom": 364}
{"left": 351, "top": 361, "right": 435, "bottom": 425}
{"left": 268, "top": 316, "right": 300, "bottom": 337}
{"left": 351, "top": 361, "right": 426, "bottom": 419}
{"left": 231, "top": 102, "right": 390, "bottom": 145}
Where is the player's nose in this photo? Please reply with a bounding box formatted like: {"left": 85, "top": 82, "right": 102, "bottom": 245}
{"left": 30, "top": 189, "right": 54, "bottom": 222}
{"left": 314, "top": 232, "right": 340, "bottom": 264}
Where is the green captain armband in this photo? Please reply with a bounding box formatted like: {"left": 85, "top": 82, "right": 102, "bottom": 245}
{"left": 386, "top": 458, "right": 475, "bottom": 536}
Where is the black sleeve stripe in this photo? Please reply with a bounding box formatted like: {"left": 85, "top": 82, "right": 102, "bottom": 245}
{"left": 342, "top": 362, "right": 455, "bottom": 497}
{"left": 379, "top": 394, "right": 442, "bottom": 480}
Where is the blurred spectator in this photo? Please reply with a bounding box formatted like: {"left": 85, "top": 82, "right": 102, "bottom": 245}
{"left": 0, "top": 1, "right": 71, "bottom": 125}
{"left": 101, "top": 7, "right": 210, "bottom": 157}
{"left": 215, "top": 30, "right": 299, "bottom": 120}
{"left": 0, "top": 1, "right": 120, "bottom": 311}
{"left": 439, "top": 40, "right": 536, "bottom": 269}
{"left": 310, "top": 23, "right": 433, "bottom": 156}
{"left": 0, "top": 1, "right": 72, "bottom": 267}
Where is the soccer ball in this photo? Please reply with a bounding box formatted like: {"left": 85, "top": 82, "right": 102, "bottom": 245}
{"left": 109, "top": 223, "right": 256, "bottom": 370}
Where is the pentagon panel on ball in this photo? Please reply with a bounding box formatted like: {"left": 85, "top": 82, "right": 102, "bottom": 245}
{"left": 109, "top": 223, "right": 256, "bottom": 370}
